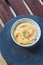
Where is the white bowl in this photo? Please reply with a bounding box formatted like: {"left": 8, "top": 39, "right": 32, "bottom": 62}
{"left": 11, "top": 18, "right": 41, "bottom": 47}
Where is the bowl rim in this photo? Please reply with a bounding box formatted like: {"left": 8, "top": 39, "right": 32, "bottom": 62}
{"left": 11, "top": 18, "right": 41, "bottom": 47}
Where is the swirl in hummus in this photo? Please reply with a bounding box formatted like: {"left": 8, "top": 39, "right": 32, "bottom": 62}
{"left": 14, "top": 22, "right": 37, "bottom": 45}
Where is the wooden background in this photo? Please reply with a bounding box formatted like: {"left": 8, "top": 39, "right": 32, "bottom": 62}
{"left": 0, "top": 0, "right": 43, "bottom": 65}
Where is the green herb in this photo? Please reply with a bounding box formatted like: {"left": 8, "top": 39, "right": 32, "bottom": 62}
{"left": 23, "top": 31, "right": 27, "bottom": 36}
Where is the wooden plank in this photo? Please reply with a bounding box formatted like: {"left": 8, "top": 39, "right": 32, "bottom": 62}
{"left": 0, "top": 0, "right": 13, "bottom": 24}
{"left": 0, "top": 24, "right": 2, "bottom": 30}
{"left": 7, "top": 0, "right": 29, "bottom": 15}
{"left": 42, "top": 0, "right": 43, "bottom": 2}
{"left": 25, "top": 0, "right": 43, "bottom": 17}
{"left": 0, "top": 53, "right": 7, "bottom": 65}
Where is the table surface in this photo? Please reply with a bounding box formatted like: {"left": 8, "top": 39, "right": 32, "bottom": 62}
{"left": 0, "top": 0, "right": 43, "bottom": 65}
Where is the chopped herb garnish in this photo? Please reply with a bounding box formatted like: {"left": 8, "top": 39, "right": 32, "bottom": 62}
{"left": 23, "top": 31, "right": 27, "bottom": 36}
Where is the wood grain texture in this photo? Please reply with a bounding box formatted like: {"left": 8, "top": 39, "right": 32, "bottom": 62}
{"left": 0, "top": 0, "right": 13, "bottom": 24}
{"left": 0, "top": 24, "right": 2, "bottom": 30}
{"left": 25, "top": 0, "right": 43, "bottom": 18}
{"left": 7, "top": 0, "right": 29, "bottom": 16}
{"left": 0, "top": 53, "right": 7, "bottom": 65}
